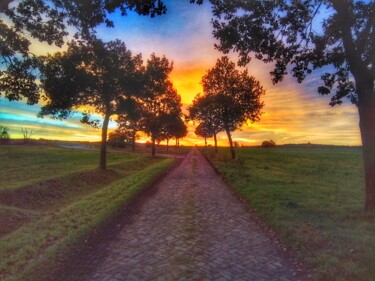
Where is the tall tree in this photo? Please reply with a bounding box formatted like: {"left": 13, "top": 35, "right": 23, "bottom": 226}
{"left": 189, "top": 93, "right": 223, "bottom": 152}
{"left": 210, "top": 0, "right": 375, "bottom": 210}
{"left": 139, "top": 54, "right": 182, "bottom": 155}
{"left": 200, "top": 56, "right": 264, "bottom": 159}
{"left": 39, "top": 39, "right": 144, "bottom": 169}
{"left": 141, "top": 81, "right": 183, "bottom": 155}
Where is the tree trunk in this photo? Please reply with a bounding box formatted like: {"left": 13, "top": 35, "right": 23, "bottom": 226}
{"left": 204, "top": 137, "right": 207, "bottom": 147}
{"left": 225, "top": 128, "right": 235, "bottom": 159}
{"left": 99, "top": 113, "right": 110, "bottom": 170}
{"left": 152, "top": 136, "right": 156, "bottom": 156}
{"left": 132, "top": 130, "right": 136, "bottom": 151}
{"left": 166, "top": 138, "right": 169, "bottom": 151}
{"left": 358, "top": 88, "right": 375, "bottom": 210}
{"left": 213, "top": 133, "right": 218, "bottom": 152}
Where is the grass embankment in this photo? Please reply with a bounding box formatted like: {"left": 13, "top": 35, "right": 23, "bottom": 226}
{"left": 0, "top": 145, "right": 174, "bottom": 281}
{"left": 204, "top": 146, "right": 375, "bottom": 281}
{"left": 0, "top": 146, "right": 129, "bottom": 191}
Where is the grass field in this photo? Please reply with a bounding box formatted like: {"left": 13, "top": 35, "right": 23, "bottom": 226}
{"left": 204, "top": 146, "right": 375, "bottom": 281}
{"left": 0, "top": 145, "right": 175, "bottom": 281}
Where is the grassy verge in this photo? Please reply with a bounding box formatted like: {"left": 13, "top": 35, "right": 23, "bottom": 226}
{"left": 203, "top": 146, "right": 375, "bottom": 281}
{"left": 0, "top": 145, "right": 175, "bottom": 281}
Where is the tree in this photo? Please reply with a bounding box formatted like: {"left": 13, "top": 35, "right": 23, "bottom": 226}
{"left": 116, "top": 106, "right": 143, "bottom": 151}
{"left": 201, "top": 56, "right": 264, "bottom": 159}
{"left": 189, "top": 94, "right": 223, "bottom": 152}
{"left": 141, "top": 81, "right": 183, "bottom": 155}
{"left": 21, "top": 127, "right": 34, "bottom": 142}
{"left": 210, "top": 0, "right": 375, "bottom": 210}
{"left": 139, "top": 54, "right": 182, "bottom": 155}
{"left": 195, "top": 122, "right": 213, "bottom": 147}
{"left": 172, "top": 116, "right": 188, "bottom": 147}
{"left": 262, "top": 140, "right": 276, "bottom": 148}
{"left": 0, "top": 125, "right": 10, "bottom": 143}
{"left": 0, "top": 0, "right": 167, "bottom": 105}
{"left": 39, "top": 39, "right": 144, "bottom": 169}
{"left": 108, "top": 128, "right": 133, "bottom": 148}
{"left": 162, "top": 114, "right": 188, "bottom": 150}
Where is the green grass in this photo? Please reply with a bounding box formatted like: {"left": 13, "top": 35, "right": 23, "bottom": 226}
{"left": 0, "top": 145, "right": 175, "bottom": 281}
{"left": 0, "top": 145, "right": 135, "bottom": 190}
{"left": 204, "top": 146, "right": 375, "bottom": 281}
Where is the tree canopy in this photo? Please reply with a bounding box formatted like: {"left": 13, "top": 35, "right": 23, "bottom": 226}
{"left": 0, "top": 0, "right": 168, "bottom": 104}
{"left": 39, "top": 39, "right": 144, "bottom": 169}
{"left": 199, "top": 56, "right": 264, "bottom": 159}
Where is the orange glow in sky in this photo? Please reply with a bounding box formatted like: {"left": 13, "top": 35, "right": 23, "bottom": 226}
{"left": 0, "top": 1, "right": 361, "bottom": 147}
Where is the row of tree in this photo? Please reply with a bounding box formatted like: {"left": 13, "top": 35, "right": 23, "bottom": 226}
{"left": 108, "top": 79, "right": 188, "bottom": 153}
{"left": 39, "top": 39, "right": 186, "bottom": 168}
{"left": 1, "top": 0, "right": 375, "bottom": 209}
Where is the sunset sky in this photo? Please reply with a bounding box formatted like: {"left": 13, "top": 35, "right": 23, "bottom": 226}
{"left": 0, "top": 0, "right": 361, "bottom": 146}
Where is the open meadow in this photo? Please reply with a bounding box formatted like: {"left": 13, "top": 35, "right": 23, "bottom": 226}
{"left": 0, "top": 145, "right": 175, "bottom": 281}
{"left": 204, "top": 145, "right": 375, "bottom": 281}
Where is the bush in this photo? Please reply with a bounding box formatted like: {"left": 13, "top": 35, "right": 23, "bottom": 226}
{"left": 261, "top": 140, "right": 276, "bottom": 148}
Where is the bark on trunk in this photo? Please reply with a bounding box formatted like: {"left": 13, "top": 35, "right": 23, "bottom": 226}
{"left": 358, "top": 91, "right": 375, "bottom": 210}
{"left": 213, "top": 133, "right": 218, "bottom": 153}
{"left": 152, "top": 136, "right": 156, "bottom": 156}
{"left": 225, "top": 128, "right": 236, "bottom": 159}
{"left": 132, "top": 130, "right": 136, "bottom": 151}
{"left": 99, "top": 113, "right": 110, "bottom": 170}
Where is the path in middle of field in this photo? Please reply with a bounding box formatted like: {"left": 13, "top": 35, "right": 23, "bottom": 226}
{"left": 72, "top": 149, "right": 298, "bottom": 280}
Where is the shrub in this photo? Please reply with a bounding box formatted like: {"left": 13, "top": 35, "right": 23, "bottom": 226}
{"left": 261, "top": 140, "right": 276, "bottom": 148}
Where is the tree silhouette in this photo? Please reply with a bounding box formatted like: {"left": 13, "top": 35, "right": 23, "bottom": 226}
{"left": 211, "top": 0, "right": 375, "bottom": 210}
{"left": 163, "top": 114, "right": 187, "bottom": 150}
{"left": 39, "top": 39, "right": 144, "bottom": 169}
{"left": 195, "top": 122, "right": 213, "bottom": 148}
{"left": 189, "top": 94, "right": 223, "bottom": 152}
{"left": 138, "top": 54, "right": 182, "bottom": 155}
{"left": 116, "top": 106, "right": 143, "bottom": 151}
{"left": 201, "top": 56, "right": 264, "bottom": 159}
{"left": 172, "top": 116, "right": 188, "bottom": 147}
{"left": 21, "top": 127, "right": 34, "bottom": 143}
{"left": 0, "top": 125, "right": 10, "bottom": 143}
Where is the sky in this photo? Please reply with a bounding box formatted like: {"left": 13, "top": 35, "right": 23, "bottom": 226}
{"left": 0, "top": 0, "right": 361, "bottom": 146}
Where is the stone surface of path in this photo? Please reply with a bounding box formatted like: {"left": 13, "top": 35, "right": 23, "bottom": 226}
{"left": 66, "top": 149, "right": 299, "bottom": 280}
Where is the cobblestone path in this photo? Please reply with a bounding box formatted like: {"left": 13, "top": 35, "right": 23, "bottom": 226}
{"left": 68, "top": 149, "right": 299, "bottom": 280}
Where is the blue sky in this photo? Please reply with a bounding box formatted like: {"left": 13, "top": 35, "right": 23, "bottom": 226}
{"left": 0, "top": 1, "right": 361, "bottom": 145}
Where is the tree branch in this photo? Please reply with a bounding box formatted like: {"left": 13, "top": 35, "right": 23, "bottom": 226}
{"left": 357, "top": 2, "right": 375, "bottom": 55}
{"left": 331, "top": 0, "right": 363, "bottom": 78}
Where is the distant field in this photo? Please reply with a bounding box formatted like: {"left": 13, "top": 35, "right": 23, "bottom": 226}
{"left": 0, "top": 145, "right": 175, "bottom": 281}
{"left": 204, "top": 146, "right": 375, "bottom": 281}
